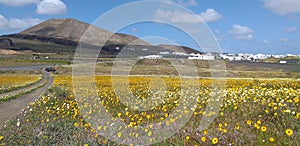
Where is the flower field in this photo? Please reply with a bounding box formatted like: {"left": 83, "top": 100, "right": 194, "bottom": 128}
{"left": 0, "top": 74, "right": 42, "bottom": 94}
{"left": 0, "top": 75, "right": 299, "bottom": 145}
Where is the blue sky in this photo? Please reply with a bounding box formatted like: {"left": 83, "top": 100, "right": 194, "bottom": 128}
{"left": 0, "top": 0, "right": 299, "bottom": 55}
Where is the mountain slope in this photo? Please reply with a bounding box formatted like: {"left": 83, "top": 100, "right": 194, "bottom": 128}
{"left": 20, "top": 18, "right": 89, "bottom": 41}
{"left": 0, "top": 18, "right": 201, "bottom": 56}
{"left": 20, "top": 18, "right": 149, "bottom": 46}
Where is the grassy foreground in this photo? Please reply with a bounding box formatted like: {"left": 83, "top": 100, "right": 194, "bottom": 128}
{"left": 0, "top": 75, "right": 299, "bottom": 145}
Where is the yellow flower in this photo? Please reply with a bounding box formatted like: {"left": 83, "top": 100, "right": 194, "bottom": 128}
{"left": 257, "top": 120, "right": 261, "bottom": 125}
{"left": 73, "top": 122, "right": 78, "bottom": 127}
{"left": 296, "top": 112, "right": 300, "bottom": 119}
{"left": 218, "top": 123, "right": 222, "bottom": 128}
{"left": 117, "top": 113, "right": 122, "bottom": 117}
{"left": 118, "top": 132, "right": 122, "bottom": 138}
{"left": 224, "top": 122, "right": 228, "bottom": 127}
{"left": 83, "top": 123, "right": 90, "bottom": 128}
{"left": 261, "top": 126, "right": 267, "bottom": 132}
{"left": 285, "top": 129, "right": 293, "bottom": 137}
{"left": 212, "top": 138, "right": 218, "bottom": 145}
{"left": 220, "top": 112, "right": 224, "bottom": 116}
{"left": 84, "top": 144, "right": 88, "bottom": 146}
{"left": 247, "top": 120, "right": 251, "bottom": 125}
{"left": 269, "top": 137, "right": 275, "bottom": 143}
{"left": 0, "top": 135, "right": 3, "bottom": 141}
{"left": 235, "top": 125, "right": 240, "bottom": 130}
{"left": 293, "top": 97, "right": 299, "bottom": 103}
{"left": 203, "top": 129, "right": 208, "bottom": 135}
{"left": 148, "top": 131, "right": 152, "bottom": 137}
{"left": 254, "top": 123, "right": 260, "bottom": 129}
{"left": 201, "top": 136, "right": 206, "bottom": 142}
{"left": 185, "top": 136, "right": 190, "bottom": 140}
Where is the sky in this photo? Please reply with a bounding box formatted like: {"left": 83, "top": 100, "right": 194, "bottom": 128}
{"left": 0, "top": 0, "right": 299, "bottom": 55}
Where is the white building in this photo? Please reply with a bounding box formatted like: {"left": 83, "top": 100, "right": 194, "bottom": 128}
{"left": 159, "top": 51, "right": 170, "bottom": 55}
{"left": 172, "top": 52, "right": 189, "bottom": 56}
{"left": 274, "top": 55, "right": 285, "bottom": 59}
{"left": 279, "top": 60, "right": 287, "bottom": 64}
{"left": 253, "top": 54, "right": 267, "bottom": 60}
{"left": 188, "top": 53, "right": 215, "bottom": 60}
{"left": 138, "top": 55, "right": 163, "bottom": 59}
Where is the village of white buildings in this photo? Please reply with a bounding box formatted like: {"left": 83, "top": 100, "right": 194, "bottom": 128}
{"left": 138, "top": 51, "right": 300, "bottom": 64}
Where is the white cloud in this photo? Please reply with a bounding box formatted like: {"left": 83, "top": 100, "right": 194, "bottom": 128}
{"left": 199, "top": 9, "right": 222, "bottom": 22}
{"left": 180, "top": 0, "right": 197, "bottom": 7}
{"left": 229, "top": 24, "right": 254, "bottom": 40}
{"left": 214, "top": 29, "right": 221, "bottom": 35}
{"left": 9, "top": 18, "right": 41, "bottom": 29}
{"left": 154, "top": 9, "right": 203, "bottom": 23}
{"left": 36, "top": 0, "right": 67, "bottom": 15}
{"left": 235, "top": 34, "right": 254, "bottom": 41}
{"left": 170, "top": 0, "right": 197, "bottom": 7}
{"left": 0, "top": 0, "right": 38, "bottom": 7}
{"left": 0, "top": 0, "right": 67, "bottom": 15}
{"left": 262, "top": 0, "right": 300, "bottom": 15}
{"left": 153, "top": 9, "right": 221, "bottom": 23}
{"left": 229, "top": 24, "right": 254, "bottom": 35}
{"left": 0, "top": 14, "right": 42, "bottom": 30}
{"left": 263, "top": 40, "right": 270, "bottom": 45}
{"left": 280, "top": 38, "right": 290, "bottom": 42}
{"left": 0, "top": 15, "right": 9, "bottom": 28}
{"left": 282, "top": 26, "right": 297, "bottom": 33}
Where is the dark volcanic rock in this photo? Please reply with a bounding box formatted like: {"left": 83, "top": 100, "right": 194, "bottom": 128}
{"left": 3, "top": 34, "right": 78, "bottom": 47}
{"left": 0, "top": 38, "right": 13, "bottom": 48}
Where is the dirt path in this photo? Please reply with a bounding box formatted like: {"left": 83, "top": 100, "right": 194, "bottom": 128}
{"left": 0, "top": 71, "right": 53, "bottom": 126}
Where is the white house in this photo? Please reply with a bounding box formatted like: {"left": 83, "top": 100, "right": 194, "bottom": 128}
{"left": 188, "top": 53, "right": 215, "bottom": 60}
{"left": 274, "top": 55, "right": 285, "bottom": 59}
{"left": 253, "top": 54, "right": 267, "bottom": 60}
{"left": 279, "top": 60, "right": 287, "bottom": 64}
{"left": 159, "top": 51, "right": 170, "bottom": 55}
{"left": 138, "top": 55, "right": 163, "bottom": 59}
{"left": 172, "top": 52, "right": 189, "bottom": 56}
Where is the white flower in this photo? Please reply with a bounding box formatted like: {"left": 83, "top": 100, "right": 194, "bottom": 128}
{"left": 16, "top": 119, "right": 20, "bottom": 127}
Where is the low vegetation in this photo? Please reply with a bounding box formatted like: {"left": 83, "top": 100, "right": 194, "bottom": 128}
{"left": 0, "top": 76, "right": 298, "bottom": 145}
{"left": 0, "top": 74, "right": 42, "bottom": 94}
{"left": 0, "top": 78, "right": 48, "bottom": 103}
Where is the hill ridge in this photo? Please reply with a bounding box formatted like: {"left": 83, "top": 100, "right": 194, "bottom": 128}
{"left": 0, "top": 18, "right": 201, "bottom": 56}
